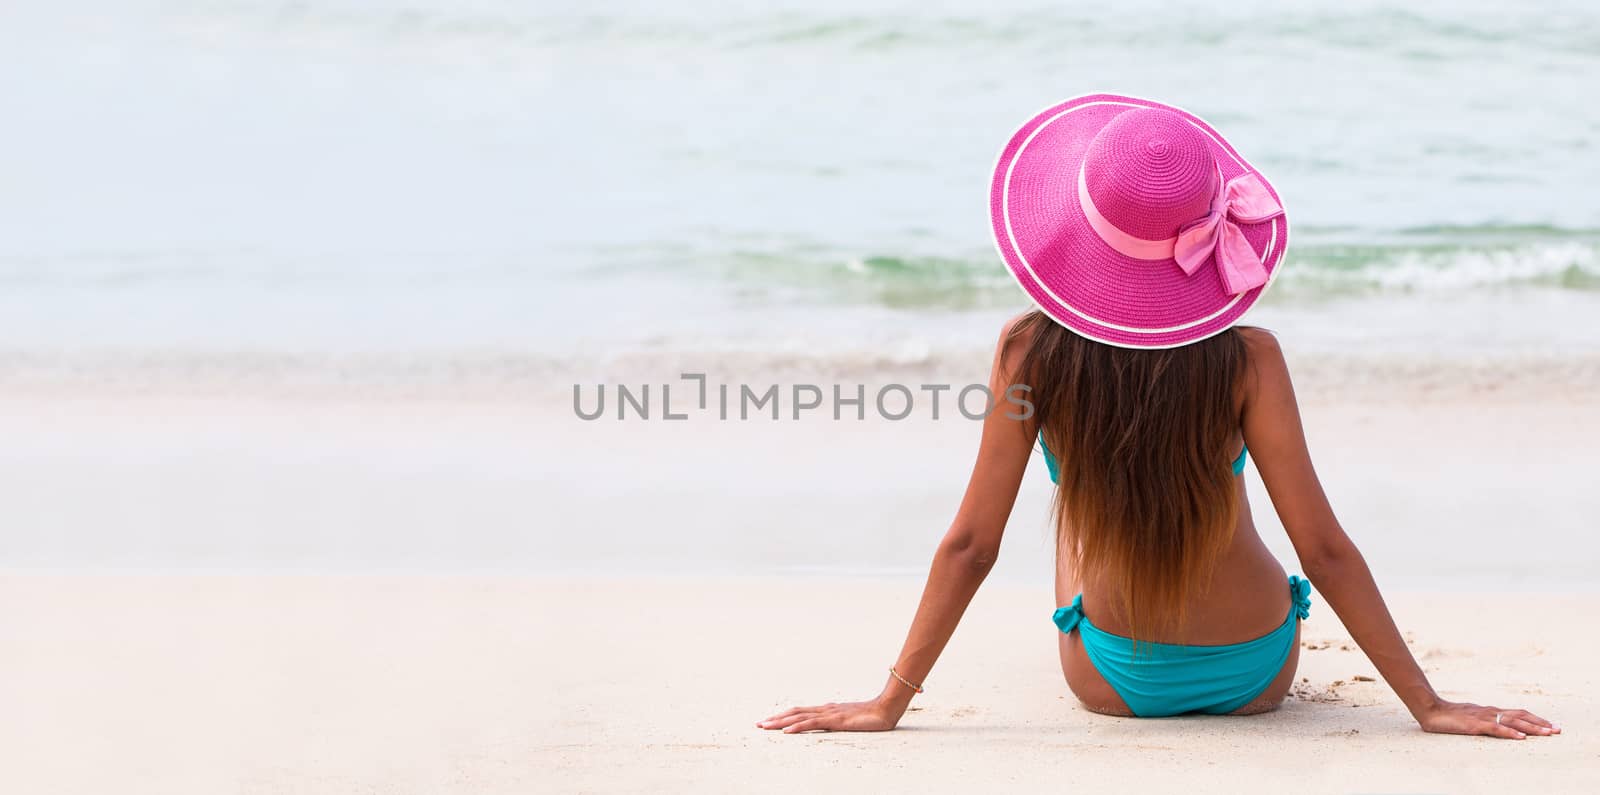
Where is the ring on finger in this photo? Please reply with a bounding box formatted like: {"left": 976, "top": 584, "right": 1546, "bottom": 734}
{"left": 1495, "top": 712, "right": 1503, "bottom": 726}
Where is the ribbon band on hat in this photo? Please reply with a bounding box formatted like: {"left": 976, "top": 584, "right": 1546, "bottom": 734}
{"left": 1076, "top": 166, "right": 1180, "bottom": 261}
{"left": 1077, "top": 165, "right": 1285, "bottom": 295}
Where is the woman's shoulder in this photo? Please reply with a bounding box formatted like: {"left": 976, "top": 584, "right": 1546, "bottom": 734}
{"left": 1235, "top": 326, "right": 1293, "bottom": 403}
{"left": 991, "top": 312, "right": 1037, "bottom": 387}
{"left": 1237, "top": 326, "right": 1288, "bottom": 375}
{"left": 1236, "top": 325, "right": 1281, "bottom": 357}
{"left": 999, "top": 311, "right": 1038, "bottom": 341}
{"left": 996, "top": 310, "right": 1040, "bottom": 356}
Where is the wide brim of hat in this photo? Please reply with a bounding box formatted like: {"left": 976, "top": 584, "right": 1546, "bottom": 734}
{"left": 989, "top": 93, "right": 1289, "bottom": 349}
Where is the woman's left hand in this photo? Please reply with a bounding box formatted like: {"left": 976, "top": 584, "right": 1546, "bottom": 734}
{"left": 757, "top": 698, "right": 901, "bottom": 733}
{"left": 1416, "top": 699, "right": 1561, "bottom": 739}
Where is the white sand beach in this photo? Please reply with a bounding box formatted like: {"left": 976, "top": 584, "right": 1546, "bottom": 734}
{"left": 0, "top": 575, "right": 1593, "bottom": 793}
{"left": 1, "top": 362, "right": 1597, "bottom": 793}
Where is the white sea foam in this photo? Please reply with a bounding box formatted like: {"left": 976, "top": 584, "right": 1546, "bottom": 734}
{"left": 1278, "top": 241, "right": 1600, "bottom": 293}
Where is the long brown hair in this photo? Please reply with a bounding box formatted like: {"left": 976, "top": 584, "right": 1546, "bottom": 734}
{"left": 1008, "top": 310, "right": 1248, "bottom": 642}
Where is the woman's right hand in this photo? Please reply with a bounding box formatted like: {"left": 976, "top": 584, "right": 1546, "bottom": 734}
{"left": 1416, "top": 699, "right": 1560, "bottom": 739}
{"left": 756, "top": 697, "right": 904, "bottom": 734}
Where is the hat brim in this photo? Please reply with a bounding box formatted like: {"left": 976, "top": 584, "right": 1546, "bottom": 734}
{"left": 989, "top": 93, "right": 1289, "bottom": 349}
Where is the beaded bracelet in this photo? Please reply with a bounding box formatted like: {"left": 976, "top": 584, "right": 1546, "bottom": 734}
{"left": 888, "top": 666, "right": 925, "bottom": 694}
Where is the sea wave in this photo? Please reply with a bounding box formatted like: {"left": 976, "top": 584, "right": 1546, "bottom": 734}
{"left": 1276, "top": 240, "right": 1600, "bottom": 295}
{"left": 5, "top": 235, "right": 1597, "bottom": 305}
{"left": 681, "top": 236, "right": 1600, "bottom": 309}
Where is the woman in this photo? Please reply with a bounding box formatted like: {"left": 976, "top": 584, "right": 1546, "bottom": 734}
{"left": 757, "top": 95, "right": 1557, "bottom": 738}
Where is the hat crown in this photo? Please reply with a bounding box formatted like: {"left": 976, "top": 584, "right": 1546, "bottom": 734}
{"left": 1081, "top": 108, "right": 1217, "bottom": 242}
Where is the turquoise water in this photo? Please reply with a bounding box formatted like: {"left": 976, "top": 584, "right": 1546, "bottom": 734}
{"left": 2, "top": 0, "right": 1599, "bottom": 362}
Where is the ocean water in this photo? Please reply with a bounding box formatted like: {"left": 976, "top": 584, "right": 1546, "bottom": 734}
{"left": 3, "top": 0, "right": 1600, "bottom": 372}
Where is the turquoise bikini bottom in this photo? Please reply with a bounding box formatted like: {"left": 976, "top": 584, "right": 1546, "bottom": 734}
{"left": 1053, "top": 575, "right": 1312, "bottom": 717}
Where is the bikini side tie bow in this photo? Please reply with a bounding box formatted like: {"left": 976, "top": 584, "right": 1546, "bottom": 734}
{"left": 1173, "top": 173, "right": 1285, "bottom": 295}
{"left": 1051, "top": 593, "right": 1084, "bottom": 634}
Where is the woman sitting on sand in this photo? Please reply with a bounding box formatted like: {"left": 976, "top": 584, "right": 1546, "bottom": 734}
{"left": 758, "top": 95, "right": 1557, "bottom": 739}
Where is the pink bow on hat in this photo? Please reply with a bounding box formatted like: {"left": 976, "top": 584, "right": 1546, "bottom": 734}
{"left": 1173, "top": 173, "right": 1285, "bottom": 295}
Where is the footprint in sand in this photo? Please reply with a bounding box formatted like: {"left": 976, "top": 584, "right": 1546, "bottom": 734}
{"left": 1288, "top": 682, "right": 1345, "bottom": 704}
{"left": 1292, "top": 675, "right": 1382, "bottom": 706}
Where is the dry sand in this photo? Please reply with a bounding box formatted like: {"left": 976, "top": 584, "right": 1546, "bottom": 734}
{"left": 1, "top": 354, "right": 1596, "bottom": 792}
{"left": 0, "top": 575, "right": 1592, "bottom": 793}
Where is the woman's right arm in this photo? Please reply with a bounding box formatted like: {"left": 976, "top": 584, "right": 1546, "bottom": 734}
{"left": 1240, "top": 329, "right": 1558, "bottom": 740}
{"left": 755, "top": 317, "right": 1037, "bottom": 734}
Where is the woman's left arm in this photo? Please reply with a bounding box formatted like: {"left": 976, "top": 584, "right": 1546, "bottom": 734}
{"left": 757, "top": 319, "right": 1038, "bottom": 733}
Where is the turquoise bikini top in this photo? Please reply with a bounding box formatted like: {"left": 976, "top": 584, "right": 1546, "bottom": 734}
{"left": 1038, "top": 434, "right": 1247, "bottom": 484}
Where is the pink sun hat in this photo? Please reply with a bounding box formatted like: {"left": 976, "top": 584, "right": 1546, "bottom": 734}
{"left": 989, "top": 93, "right": 1289, "bottom": 349}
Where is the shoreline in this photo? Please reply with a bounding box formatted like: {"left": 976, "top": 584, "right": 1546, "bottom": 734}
{"left": 3, "top": 346, "right": 1600, "bottom": 405}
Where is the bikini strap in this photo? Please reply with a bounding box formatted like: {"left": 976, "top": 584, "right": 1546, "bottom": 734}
{"left": 1058, "top": 582, "right": 1305, "bottom": 634}
{"left": 1288, "top": 575, "right": 1312, "bottom": 620}
{"left": 1051, "top": 594, "right": 1084, "bottom": 634}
